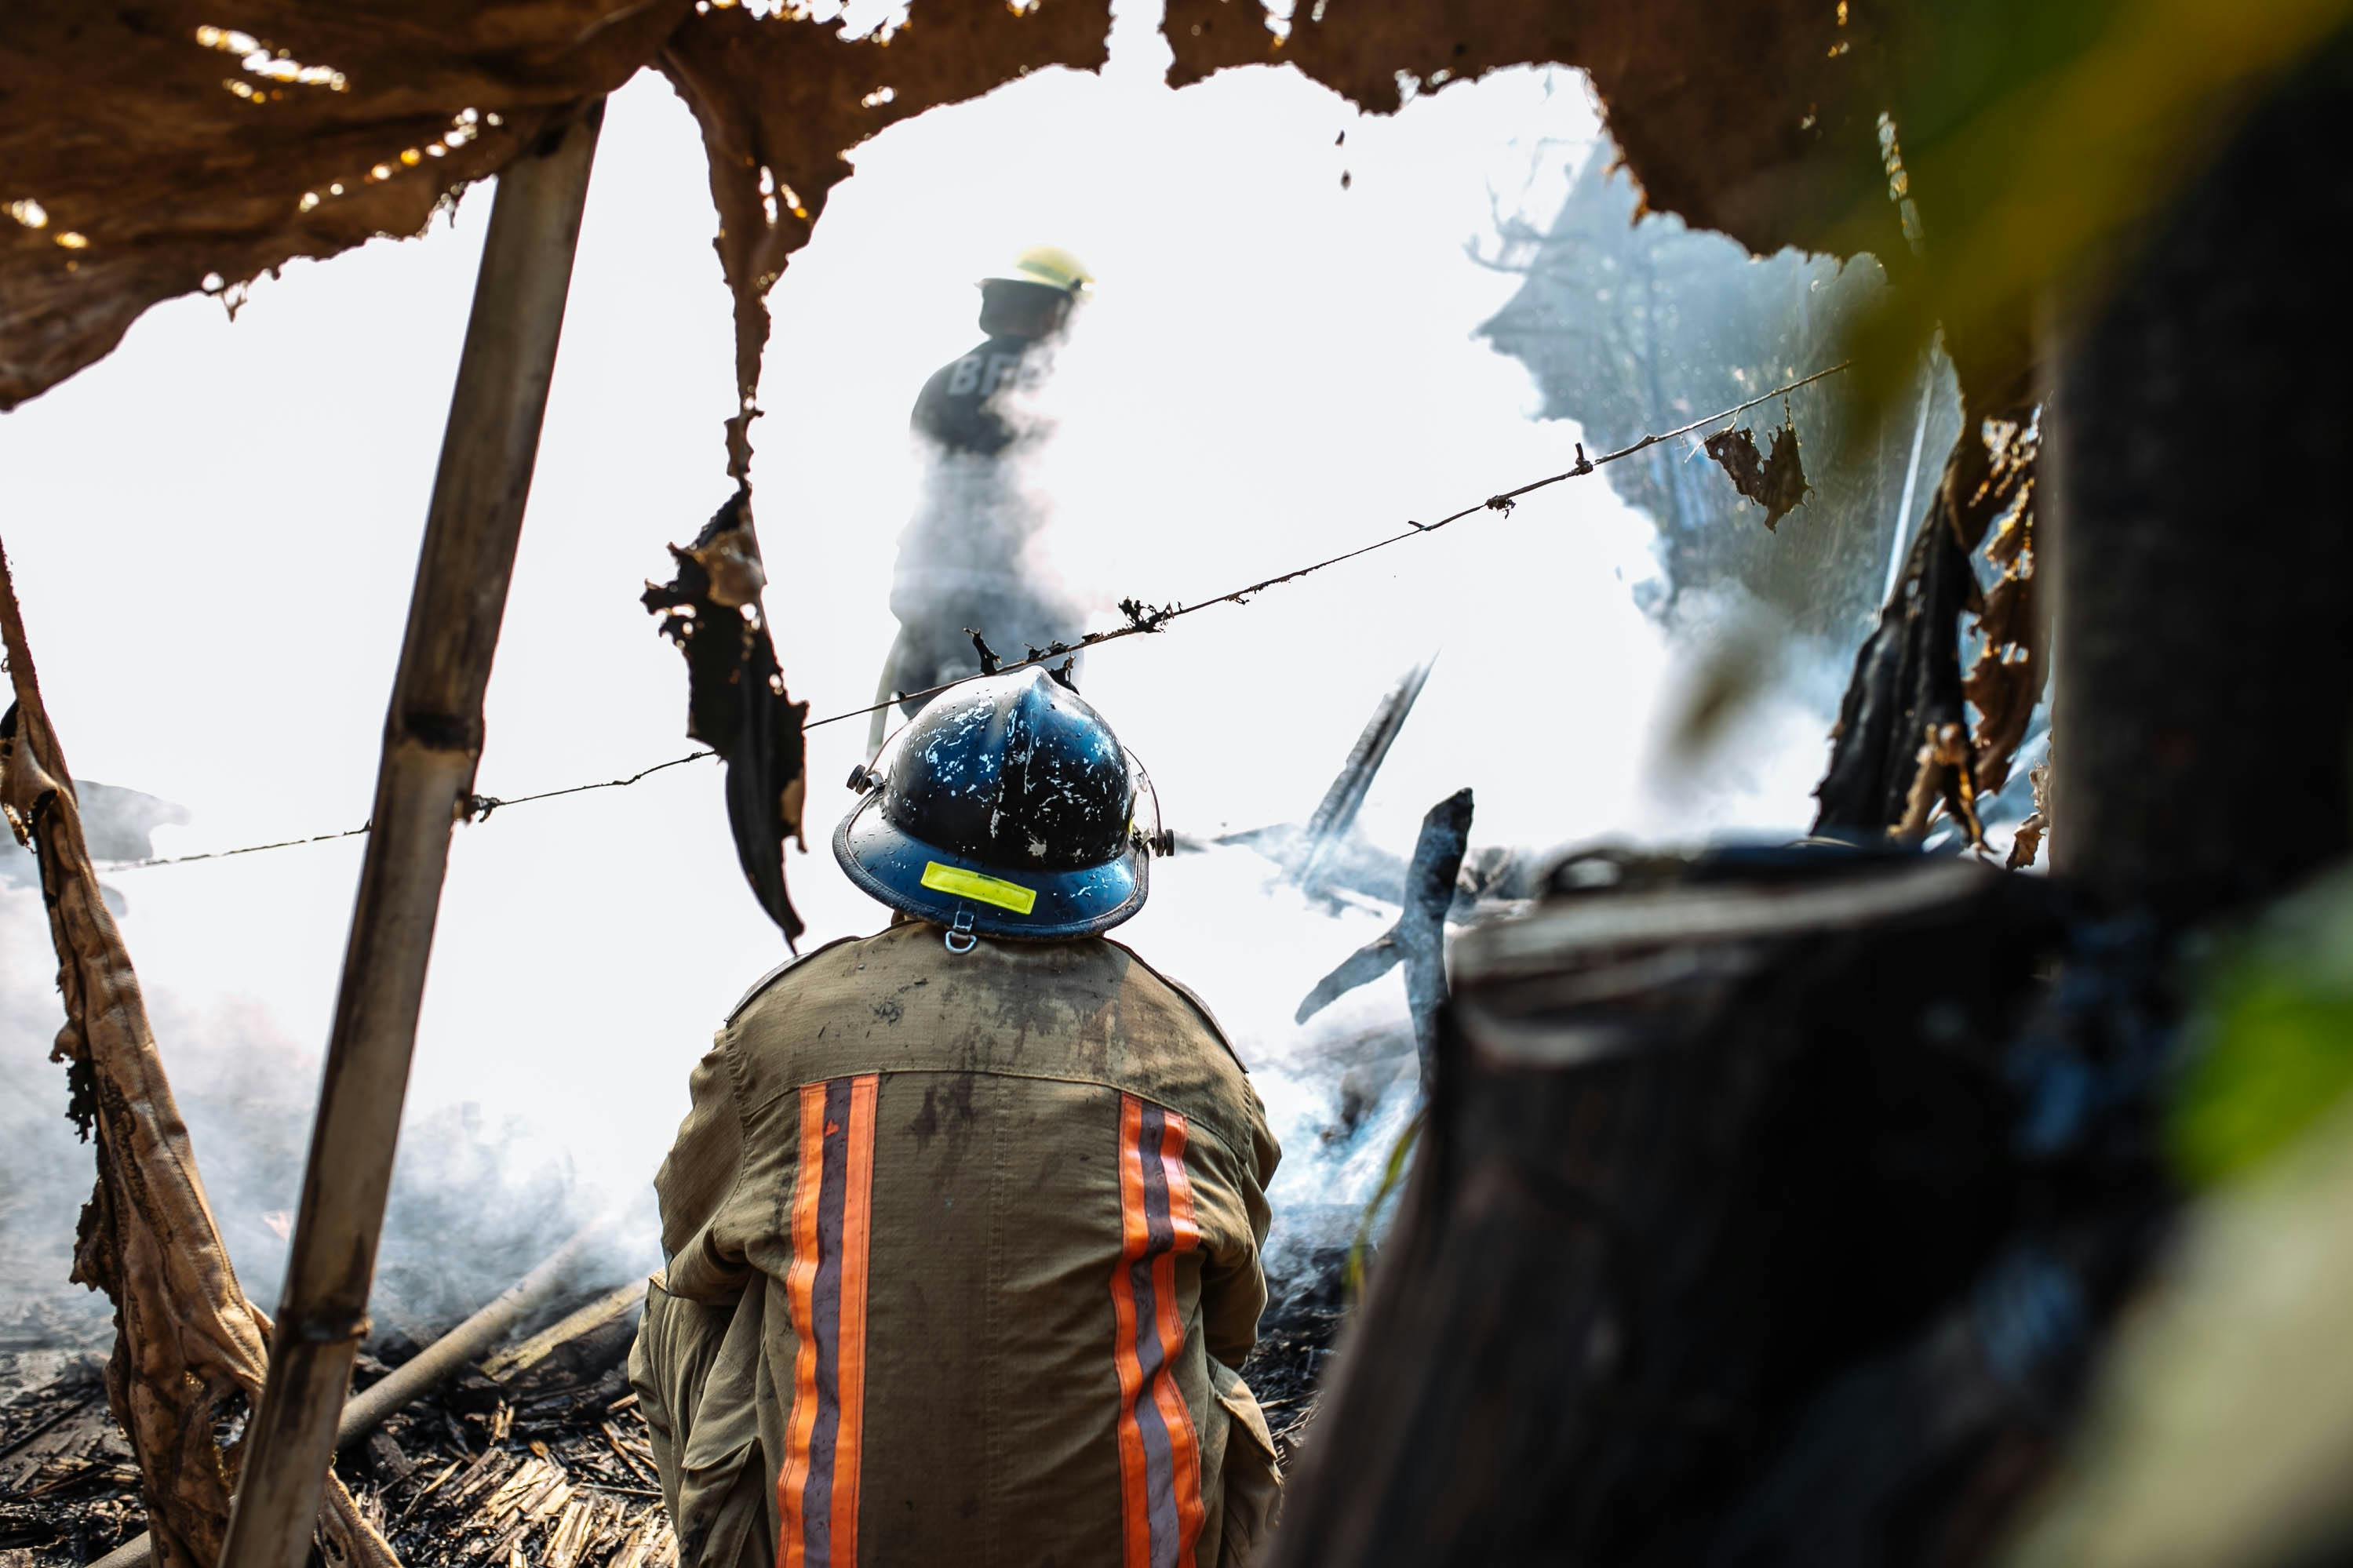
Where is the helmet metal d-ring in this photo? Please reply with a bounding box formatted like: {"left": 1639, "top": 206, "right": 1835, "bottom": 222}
{"left": 943, "top": 907, "right": 978, "bottom": 955}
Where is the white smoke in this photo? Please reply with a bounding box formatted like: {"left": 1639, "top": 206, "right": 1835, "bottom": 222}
{"left": 0, "top": 17, "right": 1851, "bottom": 1351}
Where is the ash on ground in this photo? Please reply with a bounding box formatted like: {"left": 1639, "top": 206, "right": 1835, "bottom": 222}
{"left": 1, "top": 1243, "right": 1353, "bottom": 1567}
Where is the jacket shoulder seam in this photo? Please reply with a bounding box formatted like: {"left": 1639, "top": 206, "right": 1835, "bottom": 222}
{"left": 714, "top": 1029, "right": 754, "bottom": 1271}
{"left": 1103, "top": 938, "right": 1250, "bottom": 1073}
{"left": 723, "top": 933, "right": 861, "bottom": 1025}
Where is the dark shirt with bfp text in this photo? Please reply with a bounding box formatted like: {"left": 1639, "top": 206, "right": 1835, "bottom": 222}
{"left": 909, "top": 333, "right": 1053, "bottom": 457}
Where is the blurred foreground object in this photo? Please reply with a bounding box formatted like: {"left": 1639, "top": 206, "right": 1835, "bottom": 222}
{"left": 0, "top": 544, "right": 395, "bottom": 1568}
{"left": 2005, "top": 868, "right": 2353, "bottom": 1568}
{"left": 2048, "top": 31, "right": 2353, "bottom": 917}
{"left": 643, "top": 487, "right": 809, "bottom": 947}
{"left": 1266, "top": 848, "right": 2166, "bottom": 1565}
{"left": 1275, "top": 38, "right": 2353, "bottom": 1557}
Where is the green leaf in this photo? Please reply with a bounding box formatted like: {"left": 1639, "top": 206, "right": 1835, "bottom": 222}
{"left": 2174, "top": 870, "right": 2353, "bottom": 1185}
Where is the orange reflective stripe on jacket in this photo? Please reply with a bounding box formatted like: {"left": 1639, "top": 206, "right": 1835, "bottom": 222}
{"left": 1111, "top": 1093, "right": 1207, "bottom": 1568}
{"left": 779, "top": 1075, "right": 879, "bottom": 1568}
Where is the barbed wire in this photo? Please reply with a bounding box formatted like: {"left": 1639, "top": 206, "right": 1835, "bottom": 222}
{"left": 97, "top": 362, "right": 1847, "bottom": 872}
{"left": 457, "top": 750, "right": 717, "bottom": 820}
{"left": 95, "top": 752, "right": 723, "bottom": 871}
{"left": 97, "top": 824, "right": 377, "bottom": 871}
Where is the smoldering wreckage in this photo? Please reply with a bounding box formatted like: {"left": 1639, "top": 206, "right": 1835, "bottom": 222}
{"left": 5, "top": 2, "right": 2352, "bottom": 1566}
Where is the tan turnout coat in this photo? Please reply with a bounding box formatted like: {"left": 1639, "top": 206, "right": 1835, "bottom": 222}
{"left": 629, "top": 921, "right": 1283, "bottom": 1568}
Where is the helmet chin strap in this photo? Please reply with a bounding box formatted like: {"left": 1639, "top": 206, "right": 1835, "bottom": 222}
{"left": 944, "top": 907, "right": 978, "bottom": 955}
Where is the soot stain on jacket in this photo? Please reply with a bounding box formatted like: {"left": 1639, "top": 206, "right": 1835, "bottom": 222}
{"left": 907, "top": 1071, "right": 981, "bottom": 1172}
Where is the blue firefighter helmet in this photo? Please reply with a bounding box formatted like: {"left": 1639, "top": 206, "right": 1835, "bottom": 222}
{"left": 835, "top": 668, "right": 1167, "bottom": 943}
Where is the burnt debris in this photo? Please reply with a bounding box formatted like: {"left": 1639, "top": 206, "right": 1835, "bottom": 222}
{"left": 1116, "top": 596, "right": 1178, "bottom": 632}
{"left": 1814, "top": 400, "right": 2043, "bottom": 844}
{"left": 1, "top": 1356, "right": 144, "bottom": 1563}
{"left": 1813, "top": 504, "right": 1980, "bottom": 840}
{"left": 1, "top": 1279, "right": 676, "bottom": 1568}
{"left": 966, "top": 628, "right": 1003, "bottom": 677}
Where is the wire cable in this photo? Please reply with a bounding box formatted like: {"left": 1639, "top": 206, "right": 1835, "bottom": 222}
{"left": 97, "top": 362, "right": 1847, "bottom": 872}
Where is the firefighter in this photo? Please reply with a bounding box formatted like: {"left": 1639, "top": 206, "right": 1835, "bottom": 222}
{"left": 873, "top": 247, "right": 1096, "bottom": 753}
{"left": 632, "top": 668, "right": 1284, "bottom": 1567}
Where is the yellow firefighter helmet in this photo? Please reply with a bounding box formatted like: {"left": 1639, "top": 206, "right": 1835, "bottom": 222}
{"left": 985, "top": 245, "right": 1093, "bottom": 295}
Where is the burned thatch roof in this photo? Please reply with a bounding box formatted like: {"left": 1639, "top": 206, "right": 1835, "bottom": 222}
{"left": 21, "top": 0, "right": 2311, "bottom": 469}
{"left": 1166, "top": 0, "right": 1897, "bottom": 262}
{"left": 4, "top": 0, "right": 1907, "bottom": 474}
{"left": 0, "top": 2, "right": 688, "bottom": 411}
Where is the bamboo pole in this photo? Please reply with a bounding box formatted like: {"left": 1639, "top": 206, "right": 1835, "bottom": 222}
{"left": 217, "top": 102, "right": 604, "bottom": 1568}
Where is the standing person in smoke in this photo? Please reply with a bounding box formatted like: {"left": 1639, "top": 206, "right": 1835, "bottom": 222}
{"left": 632, "top": 668, "right": 1285, "bottom": 1568}
{"left": 870, "top": 246, "right": 1095, "bottom": 755}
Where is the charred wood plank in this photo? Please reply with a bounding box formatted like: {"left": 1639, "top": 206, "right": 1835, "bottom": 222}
{"left": 479, "top": 1282, "right": 645, "bottom": 1398}
{"left": 1297, "top": 788, "right": 1473, "bottom": 1086}
{"left": 1297, "top": 658, "right": 1437, "bottom": 886}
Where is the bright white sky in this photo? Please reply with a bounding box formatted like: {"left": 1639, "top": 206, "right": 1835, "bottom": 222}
{"left": 1, "top": 9, "right": 1841, "bottom": 1297}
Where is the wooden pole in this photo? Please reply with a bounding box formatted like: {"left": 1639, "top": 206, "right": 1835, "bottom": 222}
{"left": 217, "top": 101, "right": 603, "bottom": 1568}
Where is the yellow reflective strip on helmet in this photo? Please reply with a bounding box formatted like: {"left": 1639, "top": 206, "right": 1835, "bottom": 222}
{"left": 1007, "top": 244, "right": 1091, "bottom": 293}
{"left": 921, "top": 861, "right": 1039, "bottom": 915}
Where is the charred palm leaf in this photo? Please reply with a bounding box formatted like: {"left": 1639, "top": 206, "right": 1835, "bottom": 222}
{"left": 1703, "top": 419, "right": 1814, "bottom": 531}
{"left": 643, "top": 489, "right": 808, "bottom": 946}
{"left": 2, "top": 552, "right": 395, "bottom": 1568}
{"left": 1961, "top": 415, "right": 2044, "bottom": 796}
{"left": 1814, "top": 398, "right": 2044, "bottom": 842}
{"left": 1815, "top": 514, "right": 1980, "bottom": 839}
